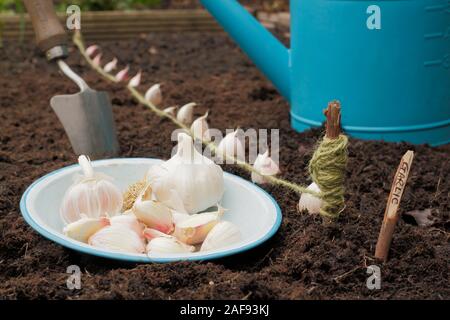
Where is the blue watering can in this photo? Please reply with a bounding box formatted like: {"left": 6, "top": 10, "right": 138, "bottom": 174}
{"left": 200, "top": 0, "right": 450, "bottom": 146}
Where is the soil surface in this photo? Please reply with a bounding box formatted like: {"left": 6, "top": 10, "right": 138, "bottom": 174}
{"left": 0, "top": 30, "right": 448, "bottom": 299}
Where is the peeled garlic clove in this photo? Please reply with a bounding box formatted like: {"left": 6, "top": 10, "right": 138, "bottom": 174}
{"left": 103, "top": 58, "right": 118, "bottom": 73}
{"left": 191, "top": 111, "right": 211, "bottom": 142}
{"left": 60, "top": 155, "right": 123, "bottom": 224}
{"left": 63, "top": 216, "right": 110, "bottom": 243}
{"left": 200, "top": 221, "right": 241, "bottom": 252}
{"left": 128, "top": 70, "right": 142, "bottom": 87}
{"left": 176, "top": 102, "right": 196, "bottom": 125}
{"left": 110, "top": 213, "right": 144, "bottom": 237}
{"left": 163, "top": 106, "right": 177, "bottom": 117}
{"left": 146, "top": 237, "right": 195, "bottom": 254}
{"left": 147, "top": 133, "right": 224, "bottom": 214}
{"left": 115, "top": 65, "right": 129, "bottom": 82}
{"left": 173, "top": 206, "right": 225, "bottom": 245}
{"left": 216, "top": 130, "right": 245, "bottom": 162}
{"left": 251, "top": 150, "right": 280, "bottom": 184}
{"left": 86, "top": 44, "right": 99, "bottom": 57}
{"left": 144, "top": 84, "right": 163, "bottom": 106}
{"left": 89, "top": 225, "right": 146, "bottom": 254}
{"left": 298, "top": 182, "right": 322, "bottom": 214}
{"left": 132, "top": 185, "right": 174, "bottom": 234}
{"left": 143, "top": 227, "right": 172, "bottom": 241}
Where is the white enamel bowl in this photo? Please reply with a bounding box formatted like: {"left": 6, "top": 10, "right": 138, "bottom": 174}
{"left": 20, "top": 158, "right": 282, "bottom": 263}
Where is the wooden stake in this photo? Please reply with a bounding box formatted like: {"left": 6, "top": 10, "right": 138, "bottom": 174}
{"left": 375, "top": 150, "right": 414, "bottom": 262}
{"left": 324, "top": 100, "right": 342, "bottom": 139}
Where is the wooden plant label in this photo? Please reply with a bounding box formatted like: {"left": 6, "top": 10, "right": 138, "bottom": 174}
{"left": 375, "top": 150, "right": 414, "bottom": 262}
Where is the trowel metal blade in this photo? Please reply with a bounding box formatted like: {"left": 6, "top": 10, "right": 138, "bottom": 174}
{"left": 50, "top": 88, "right": 119, "bottom": 159}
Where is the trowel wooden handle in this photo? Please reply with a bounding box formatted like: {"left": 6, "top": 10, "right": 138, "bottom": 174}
{"left": 23, "top": 0, "right": 67, "bottom": 55}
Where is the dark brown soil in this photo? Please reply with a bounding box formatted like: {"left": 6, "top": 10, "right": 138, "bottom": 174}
{"left": 0, "top": 31, "right": 448, "bottom": 300}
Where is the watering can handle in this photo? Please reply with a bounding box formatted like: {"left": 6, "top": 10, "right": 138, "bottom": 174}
{"left": 23, "top": 0, "right": 68, "bottom": 60}
{"left": 200, "top": 0, "right": 291, "bottom": 101}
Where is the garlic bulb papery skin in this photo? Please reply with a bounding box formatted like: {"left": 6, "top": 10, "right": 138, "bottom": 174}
{"left": 251, "top": 151, "right": 280, "bottom": 184}
{"left": 298, "top": 182, "right": 322, "bottom": 214}
{"left": 216, "top": 130, "right": 245, "bottom": 162}
{"left": 60, "top": 155, "right": 123, "bottom": 224}
{"left": 110, "top": 213, "right": 144, "bottom": 238}
{"left": 146, "top": 132, "right": 224, "bottom": 214}
{"left": 176, "top": 102, "right": 196, "bottom": 125}
{"left": 200, "top": 221, "right": 241, "bottom": 252}
{"left": 146, "top": 237, "right": 195, "bottom": 255}
{"left": 145, "top": 84, "right": 163, "bottom": 106}
{"left": 173, "top": 206, "right": 225, "bottom": 245}
{"left": 63, "top": 215, "right": 110, "bottom": 243}
{"left": 191, "top": 111, "right": 211, "bottom": 142}
{"left": 132, "top": 184, "right": 174, "bottom": 234}
{"left": 172, "top": 210, "right": 190, "bottom": 225}
{"left": 89, "top": 224, "right": 146, "bottom": 254}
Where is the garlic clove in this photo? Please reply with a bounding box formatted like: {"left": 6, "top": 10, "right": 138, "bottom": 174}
{"left": 146, "top": 236, "right": 195, "bottom": 254}
{"left": 63, "top": 216, "right": 110, "bottom": 243}
{"left": 128, "top": 70, "right": 142, "bottom": 87}
{"left": 176, "top": 102, "right": 196, "bottom": 125}
{"left": 115, "top": 65, "right": 129, "bottom": 82}
{"left": 173, "top": 205, "right": 225, "bottom": 245}
{"left": 146, "top": 133, "right": 224, "bottom": 214}
{"left": 110, "top": 213, "right": 144, "bottom": 237}
{"left": 191, "top": 111, "right": 211, "bottom": 142}
{"left": 132, "top": 185, "right": 174, "bottom": 234}
{"left": 298, "top": 182, "right": 322, "bottom": 214}
{"left": 89, "top": 224, "right": 146, "bottom": 254}
{"left": 60, "top": 155, "right": 123, "bottom": 224}
{"left": 144, "top": 84, "right": 163, "bottom": 106}
{"left": 163, "top": 106, "right": 177, "bottom": 117}
{"left": 200, "top": 221, "right": 241, "bottom": 252}
{"left": 86, "top": 45, "right": 99, "bottom": 57}
{"left": 103, "top": 58, "right": 118, "bottom": 73}
{"left": 172, "top": 210, "right": 190, "bottom": 225}
{"left": 251, "top": 150, "right": 280, "bottom": 184}
{"left": 216, "top": 130, "right": 245, "bottom": 162}
{"left": 92, "top": 53, "right": 102, "bottom": 67}
{"left": 142, "top": 227, "right": 172, "bottom": 241}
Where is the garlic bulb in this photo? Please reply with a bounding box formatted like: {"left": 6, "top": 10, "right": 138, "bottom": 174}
{"left": 201, "top": 221, "right": 241, "bottom": 252}
{"left": 132, "top": 184, "right": 174, "bottom": 234}
{"left": 89, "top": 224, "right": 146, "bottom": 254}
{"left": 63, "top": 215, "right": 110, "bottom": 243}
{"left": 163, "top": 106, "right": 177, "bottom": 117}
{"left": 60, "top": 155, "right": 123, "bottom": 224}
{"left": 191, "top": 111, "right": 211, "bottom": 142}
{"left": 86, "top": 45, "right": 99, "bottom": 57}
{"left": 176, "top": 102, "right": 196, "bottom": 125}
{"left": 251, "top": 151, "right": 280, "bottom": 184}
{"left": 147, "top": 236, "right": 195, "bottom": 254}
{"left": 110, "top": 213, "right": 144, "bottom": 237}
{"left": 146, "top": 132, "right": 224, "bottom": 214}
{"left": 298, "top": 182, "right": 322, "bottom": 214}
{"left": 145, "top": 84, "right": 163, "bottom": 106}
{"left": 216, "top": 130, "right": 245, "bottom": 162}
{"left": 173, "top": 205, "right": 225, "bottom": 245}
{"left": 172, "top": 210, "right": 190, "bottom": 225}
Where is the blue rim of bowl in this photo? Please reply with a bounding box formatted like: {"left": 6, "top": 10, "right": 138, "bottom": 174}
{"left": 19, "top": 158, "right": 282, "bottom": 263}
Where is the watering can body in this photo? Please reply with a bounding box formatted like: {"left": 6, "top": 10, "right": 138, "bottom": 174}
{"left": 201, "top": 0, "right": 450, "bottom": 146}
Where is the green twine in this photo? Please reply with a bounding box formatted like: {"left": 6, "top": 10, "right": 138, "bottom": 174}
{"left": 308, "top": 134, "right": 348, "bottom": 219}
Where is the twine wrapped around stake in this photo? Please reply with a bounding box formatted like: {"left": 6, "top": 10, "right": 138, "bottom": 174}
{"left": 308, "top": 101, "right": 348, "bottom": 218}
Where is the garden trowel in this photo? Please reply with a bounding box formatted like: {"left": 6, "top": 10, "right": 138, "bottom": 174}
{"left": 23, "top": 0, "right": 119, "bottom": 159}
